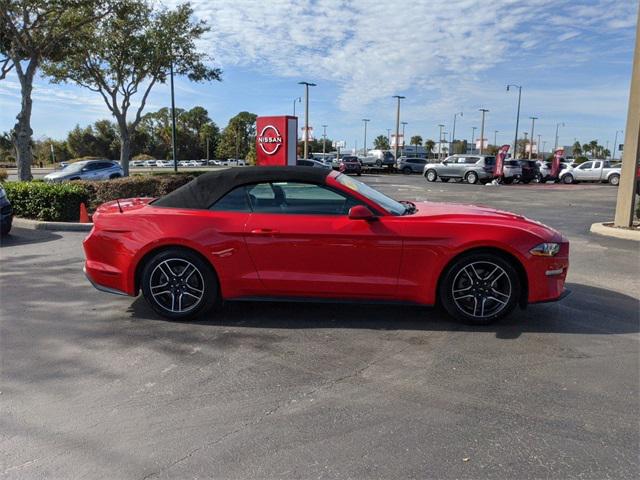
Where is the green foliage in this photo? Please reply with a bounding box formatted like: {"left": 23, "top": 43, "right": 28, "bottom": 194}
{"left": 410, "top": 135, "right": 423, "bottom": 147}
{"left": 373, "top": 135, "right": 389, "bottom": 150}
{"left": 4, "top": 181, "right": 90, "bottom": 221}
{"left": 215, "top": 112, "right": 257, "bottom": 160}
{"left": 424, "top": 139, "right": 436, "bottom": 155}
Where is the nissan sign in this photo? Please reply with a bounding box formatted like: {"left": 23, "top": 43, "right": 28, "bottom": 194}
{"left": 255, "top": 116, "right": 298, "bottom": 166}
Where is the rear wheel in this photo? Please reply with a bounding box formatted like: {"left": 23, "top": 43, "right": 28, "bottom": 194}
{"left": 439, "top": 252, "right": 520, "bottom": 325}
{"left": 376, "top": 159, "right": 383, "bottom": 167}
{"left": 609, "top": 174, "right": 620, "bottom": 186}
{"left": 425, "top": 169, "right": 437, "bottom": 182}
{"left": 402, "top": 167, "right": 412, "bottom": 175}
{"left": 562, "top": 174, "right": 574, "bottom": 184}
{"left": 465, "top": 171, "right": 479, "bottom": 184}
{"left": 141, "top": 248, "right": 218, "bottom": 320}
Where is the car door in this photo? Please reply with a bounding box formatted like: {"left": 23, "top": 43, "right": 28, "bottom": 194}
{"left": 243, "top": 181, "right": 403, "bottom": 298}
{"left": 438, "top": 157, "right": 457, "bottom": 177}
{"left": 573, "top": 161, "right": 593, "bottom": 181}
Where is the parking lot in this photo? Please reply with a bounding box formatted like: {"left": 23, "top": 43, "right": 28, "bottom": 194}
{"left": 1, "top": 177, "right": 638, "bottom": 479}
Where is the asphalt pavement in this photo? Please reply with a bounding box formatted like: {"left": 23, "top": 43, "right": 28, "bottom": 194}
{"left": 1, "top": 177, "right": 638, "bottom": 479}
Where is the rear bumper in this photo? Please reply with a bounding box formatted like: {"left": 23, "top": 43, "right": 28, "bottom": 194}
{"left": 84, "top": 265, "right": 129, "bottom": 296}
{"left": 84, "top": 263, "right": 131, "bottom": 296}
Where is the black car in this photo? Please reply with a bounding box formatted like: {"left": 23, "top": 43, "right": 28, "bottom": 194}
{"left": 0, "top": 185, "right": 12, "bottom": 236}
{"left": 518, "top": 160, "right": 541, "bottom": 183}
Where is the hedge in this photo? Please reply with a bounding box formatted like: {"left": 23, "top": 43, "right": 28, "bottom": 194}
{"left": 4, "top": 181, "right": 90, "bottom": 222}
{"left": 3, "top": 174, "right": 197, "bottom": 221}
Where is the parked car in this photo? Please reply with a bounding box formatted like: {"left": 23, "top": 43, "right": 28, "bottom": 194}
{"left": 297, "top": 159, "right": 332, "bottom": 169}
{"left": 397, "top": 157, "right": 427, "bottom": 175}
{"left": 156, "top": 160, "right": 173, "bottom": 168}
{"left": 361, "top": 150, "right": 395, "bottom": 167}
{"left": 130, "top": 160, "right": 146, "bottom": 168}
{"left": 339, "top": 156, "right": 362, "bottom": 175}
{"left": 501, "top": 160, "right": 522, "bottom": 184}
{"left": 144, "top": 160, "right": 157, "bottom": 167}
{"left": 424, "top": 155, "right": 496, "bottom": 184}
{"left": 44, "top": 160, "right": 123, "bottom": 182}
{"left": 559, "top": 160, "right": 622, "bottom": 185}
{"left": 0, "top": 184, "right": 12, "bottom": 236}
{"left": 84, "top": 167, "right": 570, "bottom": 325}
{"left": 208, "top": 160, "right": 222, "bottom": 166}
{"left": 518, "top": 160, "right": 541, "bottom": 183}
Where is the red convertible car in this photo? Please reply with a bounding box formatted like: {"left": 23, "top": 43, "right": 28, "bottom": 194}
{"left": 83, "top": 167, "right": 569, "bottom": 324}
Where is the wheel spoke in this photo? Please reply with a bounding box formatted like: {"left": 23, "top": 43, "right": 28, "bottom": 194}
{"left": 472, "top": 297, "right": 479, "bottom": 316}
{"left": 491, "top": 288, "right": 510, "bottom": 300}
{"left": 480, "top": 297, "right": 487, "bottom": 317}
{"left": 178, "top": 293, "right": 183, "bottom": 311}
{"left": 158, "top": 262, "right": 175, "bottom": 281}
{"left": 487, "top": 295, "right": 507, "bottom": 306}
{"left": 151, "top": 282, "right": 168, "bottom": 292}
{"left": 170, "top": 293, "right": 176, "bottom": 311}
{"left": 181, "top": 264, "right": 196, "bottom": 282}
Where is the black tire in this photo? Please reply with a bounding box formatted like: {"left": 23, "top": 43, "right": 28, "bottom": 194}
{"left": 141, "top": 248, "right": 218, "bottom": 320}
{"left": 465, "top": 171, "right": 479, "bottom": 184}
{"left": 357, "top": 172, "right": 362, "bottom": 176}
{"left": 562, "top": 174, "right": 574, "bottom": 184}
{"left": 503, "top": 177, "right": 514, "bottom": 185}
{"left": 425, "top": 169, "right": 438, "bottom": 182}
{"left": 608, "top": 174, "right": 620, "bottom": 186}
{"left": 439, "top": 252, "right": 521, "bottom": 325}
{"left": 376, "top": 159, "right": 382, "bottom": 167}
{"left": 521, "top": 179, "right": 531, "bottom": 184}
{"left": 534, "top": 173, "right": 543, "bottom": 183}
{"left": 402, "top": 167, "right": 412, "bottom": 175}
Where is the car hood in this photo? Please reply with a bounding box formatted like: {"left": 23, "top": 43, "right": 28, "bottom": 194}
{"left": 44, "top": 170, "right": 74, "bottom": 180}
{"left": 410, "top": 201, "right": 563, "bottom": 241}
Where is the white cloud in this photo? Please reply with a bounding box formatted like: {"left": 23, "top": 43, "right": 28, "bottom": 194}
{"left": 164, "top": 0, "right": 636, "bottom": 113}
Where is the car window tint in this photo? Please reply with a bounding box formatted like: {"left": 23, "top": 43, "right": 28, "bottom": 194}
{"left": 251, "top": 182, "right": 357, "bottom": 215}
{"left": 210, "top": 186, "right": 250, "bottom": 212}
{"left": 579, "top": 162, "right": 592, "bottom": 169}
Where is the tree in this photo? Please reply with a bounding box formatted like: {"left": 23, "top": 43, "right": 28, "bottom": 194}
{"left": 571, "top": 141, "right": 582, "bottom": 158}
{"left": 588, "top": 140, "right": 599, "bottom": 158}
{"left": 43, "top": 0, "right": 221, "bottom": 175}
{"left": 373, "top": 135, "right": 389, "bottom": 150}
{"left": 1, "top": 0, "right": 114, "bottom": 180}
{"left": 424, "top": 139, "right": 435, "bottom": 157}
{"left": 215, "top": 112, "right": 257, "bottom": 160}
{"left": 307, "top": 137, "right": 334, "bottom": 154}
{"left": 452, "top": 140, "right": 467, "bottom": 154}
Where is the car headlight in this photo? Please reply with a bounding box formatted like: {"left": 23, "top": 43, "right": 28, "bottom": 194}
{"left": 530, "top": 243, "right": 560, "bottom": 257}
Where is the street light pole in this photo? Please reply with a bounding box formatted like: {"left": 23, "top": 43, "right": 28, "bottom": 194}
{"left": 528, "top": 116, "right": 538, "bottom": 160}
{"left": 554, "top": 122, "right": 564, "bottom": 152}
{"left": 479, "top": 108, "right": 489, "bottom": 154}
{"left": 392, "top": 95, "right": 405, "bottom": 160}
{"left": 523, "top": 132, "right": 528, "bottom": 157}
{"left": 537, "top": 134, "right": 542, "bottom": 158}
{"left": 471, "top": 126, "right": 477, "bottom": 153}
{"left": 362, "top": 119, "right": 370, "bottom": 157}
{"left": 386, "top": 128, "right": 391, "bottom": 146}
{"left": 452, "top": 111, "right": 463, "bottom": 155}
{"left": 293, "top": 97, "right": 301, "bottom": 116}
{"left": 322, "top": 124, "right": 328, "bottom": 157}
{"left": 507, "top": 84, "right": 522, "bottom": 159}
{"left": 170, "top": 58, "right": 178, "bottom": 173}
{"left": 298, "top": 82, "right": 316, "bottom": 159}
{"left": 401, "top": 121, "right": 408, "bottom": 156}
{"left": 438, "top": 124, "right": 445, "bottom": 159}
{"left": 494, "top": 130, "right": 499, "bottom": 147}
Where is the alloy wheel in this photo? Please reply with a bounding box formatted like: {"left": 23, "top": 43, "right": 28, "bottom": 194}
{"left": 451, "top": 261, "right": 512, "bottom": 319}
{"left": 149, "top": 258, "right": 204, "bottom": 313}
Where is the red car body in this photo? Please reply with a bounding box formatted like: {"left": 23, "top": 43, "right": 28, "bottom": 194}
{"left": 84, "top": 168, "right": 569, "bottom": 321}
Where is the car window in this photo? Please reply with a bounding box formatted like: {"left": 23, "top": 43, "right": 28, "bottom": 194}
{"left": 248, "top": 182, "right": 359, "bottom": 215}
{"left": 479, "top": 157, "right": 493, "bottom": 166}
{"left": 210, "top": 186, "right": 251, "bottom": 212}
{"left": 593, "top": 161, "right": 602, "bottom": 168}
{"left": 98, "top": 162, "right": 114, "bottom": 169}
{"left": 578, "top": 162, "right": 593, "bottom": 169}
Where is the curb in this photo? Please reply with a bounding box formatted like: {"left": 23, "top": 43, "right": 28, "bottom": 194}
{"left": 590, "top": 222, "right": 640, "bottom": 242}
{"left": 13, "top": 217, "right": 93, "bottom": 232}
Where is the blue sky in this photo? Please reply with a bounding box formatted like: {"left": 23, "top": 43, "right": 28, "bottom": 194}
{"left": 0, "top": 0, "right": 637, "bottom": 153}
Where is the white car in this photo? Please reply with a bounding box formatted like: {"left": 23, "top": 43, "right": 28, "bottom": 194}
{"left": 156, "top": 160, "right": 173, "bottom": 168}
{"left": 130, "top": 160, "right": 146, "bottom": 168}
{"left": 143, "top": 160, "right": 157, "bottom": 167}
{"left": 560, "top": 160, "right": 621, "bottom": 185}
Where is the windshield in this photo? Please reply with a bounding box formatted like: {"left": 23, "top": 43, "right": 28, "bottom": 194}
{"left": 335, "top": 174, "right": 407, "bottom": 215}
{"left": 62, "top": 162, "right": 87, "bottom": 172}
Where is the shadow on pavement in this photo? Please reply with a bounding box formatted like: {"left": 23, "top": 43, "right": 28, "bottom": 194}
{"left": 0, "top": 227, "right": 62, "bottom": 247}
{"left": 128, "top": 282, "right": 639, "bottom": 338}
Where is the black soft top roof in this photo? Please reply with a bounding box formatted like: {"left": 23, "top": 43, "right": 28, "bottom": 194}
{"left": 153, "top": 166, "right": 331, "bottom": 209}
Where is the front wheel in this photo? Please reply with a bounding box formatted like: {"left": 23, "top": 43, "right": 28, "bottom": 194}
{"left": 425, "top": 169, "right": 438, "bottom": 182}
{"left": 439, "top": 252, "right": 520, "bottom": 324}
{"left": 402, "top": 167, "right": 412, "bottom": 175}
{"left": 609, "top": 174, "right": 620, "bottom": 186}
{"left": 141, "top": 248, "right": 218, "bottom": 320}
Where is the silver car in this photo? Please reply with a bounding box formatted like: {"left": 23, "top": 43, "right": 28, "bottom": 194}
{"left": 424, "top": 154, "right": 496, "bottom": 184}
{"left": 44, "top": 159, "right": 123, "bottom": 182}
{"left": 397, "top": 157, "right": 427, "bottom": 174}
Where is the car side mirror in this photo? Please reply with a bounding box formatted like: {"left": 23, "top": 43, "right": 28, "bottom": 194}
{"left": 348, "top": 205, "right": 376, "bottom": 221}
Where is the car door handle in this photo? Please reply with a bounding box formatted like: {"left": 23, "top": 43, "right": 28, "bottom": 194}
{"left": 250, "top": 228, "right": 278, "bottom": 235}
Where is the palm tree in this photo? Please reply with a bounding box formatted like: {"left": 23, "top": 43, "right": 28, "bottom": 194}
{"left": 424, "top": 139, "right": 435, "bottom": 157}
{"left": 410, "top": 135, "right": 422, "bottom": 156}
{"left": 373, "top": 135, "right": 389, "bottom": 150}
{"left": 572, "top": 141, "right": 582, "bottom": 157}
{"left": 589, "top": 140, "right": 599, "bottom": 158}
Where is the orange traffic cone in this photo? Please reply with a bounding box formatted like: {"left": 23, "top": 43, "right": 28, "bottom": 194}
{"left": 79, "top": 202, "right": 90, "bottom": 223}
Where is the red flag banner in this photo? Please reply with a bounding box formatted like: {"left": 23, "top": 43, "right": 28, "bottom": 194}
{"left": 551, "top": 148, "right": 564, "bottom": 178}
{"left": 494, "top": 144, "right": 510, "bottom": 177}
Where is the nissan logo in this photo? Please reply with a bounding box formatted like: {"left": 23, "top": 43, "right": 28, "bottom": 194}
{"left": 258, "top": 125, "right": 283, "bottom": 155}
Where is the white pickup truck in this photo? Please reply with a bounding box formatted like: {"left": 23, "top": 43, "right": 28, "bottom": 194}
{"left": 559, "top": 160, "right": 621, "bottom": 186}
